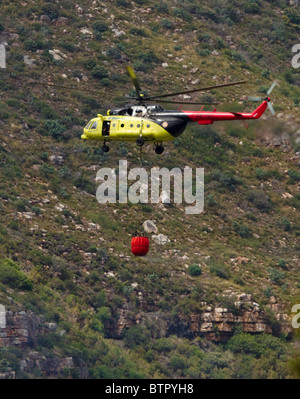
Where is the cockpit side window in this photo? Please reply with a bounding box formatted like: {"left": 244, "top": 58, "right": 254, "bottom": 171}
{"left": 85, "top": 121, "right": 92, "bottom": 129}
{"left": 90, "top": 121, "right": 97, "bottom": 129}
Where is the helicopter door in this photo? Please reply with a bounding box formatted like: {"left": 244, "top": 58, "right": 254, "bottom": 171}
{"left": 102, "top": 121, "right": 110, "bottom": 136}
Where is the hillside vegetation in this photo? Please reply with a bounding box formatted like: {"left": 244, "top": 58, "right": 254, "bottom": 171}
{"left": 0, "top": 0, "right": 299, "bottom": 378}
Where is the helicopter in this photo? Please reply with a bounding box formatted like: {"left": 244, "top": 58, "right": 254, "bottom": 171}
{"left": 81, "top": 66, "right": 278, "bottom": 155}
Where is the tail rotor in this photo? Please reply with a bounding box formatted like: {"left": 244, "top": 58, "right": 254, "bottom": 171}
{"left": 246, "top": 81, "right": 279, "bottom": 116}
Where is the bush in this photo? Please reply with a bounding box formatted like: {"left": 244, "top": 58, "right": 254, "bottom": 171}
{"left": 129, "top": 27, "right": 147, "bottom": 37}
{"left": 268, "top": 268, "right": 285, "bottom": 285}
{"left": 281, "top": 217, "right": 291, "bottom": 232}
{"left": 24, "top": 39, "right": 45, "bottom": 52}
{"left": 209, "top": 263, "right": 230, "bottom": 279}
{"left": 84, "top": 58, "right": 97, "bottom": 70}
{"left": 188, "top": 264, "right": 202, "bottom": 276}
{"left": 40, "top": 163, "right": 55, "bottom": 177}
{"left": 91, "top": 66, "right": 108, "bottom": 80}
{"left": 41, "top": 4, "right": 59, "bottom": 20}
{"left": 246, "top": 190, "right": 272, "bottom": 212}
{"left": 288, "top": 169, "right": 300, "bottom": 183}
{"left": 73, "top": 175, "right": 95, "bottom": 195}
{"left": 161, "top": 19, "right": 174, "bottom": 29}
{"left": 169, "top": 355, "right": 187, "bottom": 372}
{"left": 122, "top": 325, "right": 150, "bottom": 348}
{"left": 227, "top": 333, "right": 285, "bottom": 358}
{"left": 92, "top": 20, "right": 109, "bottom": 33}
{"left": 0, "top": 259, "right": 32, "bottom": 290}
{"left": 43, "top": 120, "right": 66, "bottom": 140}
{"left": 233, "top": 221, "right": 251, "bottom": 238}
{"left": 244, "top": 2, "right": 260, "bottom": 14}
{"left": 106, "top": 47, "right": 122, "bottom": 60}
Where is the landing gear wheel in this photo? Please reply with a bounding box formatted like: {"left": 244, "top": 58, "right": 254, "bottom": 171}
{"left": 136, "top": 137, "right": 145, "bottom": 147}
{"left": 102, "top": 144, "right": 109, "bottom": 153}
{"left": 155, "top": 145, "right": 164, "bottom": 155}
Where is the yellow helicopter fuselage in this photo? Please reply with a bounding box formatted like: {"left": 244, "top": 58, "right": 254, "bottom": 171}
{"left": 81, "top": 114, "right": 174, "bottom": 143}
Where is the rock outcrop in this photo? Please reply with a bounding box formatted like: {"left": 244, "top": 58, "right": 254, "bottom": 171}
{"left": 109, "top": 293, "right": 291, "bottom": 342}
{"left": 0, "top": 309, "right": 88, "bottom": 378}
{"left": 0, "top": 311, "right": 40, "bottom": 347}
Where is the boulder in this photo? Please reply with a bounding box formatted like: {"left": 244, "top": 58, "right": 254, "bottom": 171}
{"left": 143, "top": 220, "right": 158, "bottom": 234}
{"left": 152, "top": 234, "right": 170, "bottom": 245}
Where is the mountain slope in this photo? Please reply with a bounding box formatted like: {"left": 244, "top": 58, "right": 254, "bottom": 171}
{"left": 0, "top": 0, "right": 299, "bottom": 379}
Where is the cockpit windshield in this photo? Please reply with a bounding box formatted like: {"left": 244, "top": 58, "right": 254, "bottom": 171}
{"left": 90, "top": 121, "right": 97, "bottom": 129}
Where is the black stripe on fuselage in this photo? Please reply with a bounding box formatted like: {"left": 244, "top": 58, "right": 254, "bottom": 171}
{"left": 149, "top": 111, "right": 189, "bottom": 137}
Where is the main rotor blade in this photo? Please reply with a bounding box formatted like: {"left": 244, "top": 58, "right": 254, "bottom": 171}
{"left": 267, "top": 81, "right": 279, "bottom": 96}
{"left": 149, "top": 81, "right": 247, "bottom": 100}
{"left": 267, "top": 102, "right": 276, "bottom": 116}
{"left": 246, "top": 96, "right": 263, "bottom": 101}
{"left": 148, "top": 99, "right": 220, "bottom": 105}
{"left": 127, "top": 66, "right": 142, "bottom": 99}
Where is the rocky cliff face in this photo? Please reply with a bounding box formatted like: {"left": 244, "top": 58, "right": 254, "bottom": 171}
{"left": 0, "top": 308, "right": 88, "bottom": 378}
{"left": 0, "top": 311, "right": 40, "bottom": 347}
{"left": 109, "top": 292, "right": 291, "bottom": 342}
{"left": 0, "top": 292, "right": 293, "bottom": 378}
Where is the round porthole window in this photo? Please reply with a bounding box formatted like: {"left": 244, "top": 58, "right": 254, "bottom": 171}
{"left": 121, "top": 124, "right": 124, "bottom": 128}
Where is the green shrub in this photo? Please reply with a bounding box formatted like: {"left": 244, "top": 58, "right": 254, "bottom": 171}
{"left": 106, "top": 47, "right": 122, "bottom": 60}
{"left": 278, "top": 259, "right": 288, "bottom": 270}
{"left": 155, "top": 1, "right": 169, "bottom": 13}
{"left": 24, "top": 39, "right": 45, "bottom": 52}
{"left": 0, "top": 348, "right": 20, "bottom": 372}
{"left": 73, "top": 175, "right": 95, "bottom": 195}
{"left": 169, "top": 354, "right": 187, "bottom": 372}
{"left": 197, "top": 49, "right": 210, "bottom": 57}
{"left": 91, "top": 66, "right": 108, "bottom": 80}
{"left": 205, "top": 194, "right": 218, "bottom": 207}
{"left": 14, "top": 198, "right": 29, "bottom": 212}
{"left": 268, "top": 268, "right": 285, "bottom": 285}
{"left": 40, "top": 163, "right": 55, "bottom": 177}
{"left": 0, "top": 258, "right": 32, "bottom": 290}
{"left": 43, "top": 120, "right": 66, "bottom": 140}
{"left": 42, "top": 4, "right": 59, "bottom": 20}
{"left": 246, "top": 190, "right": 272, "bottom": 212}
{"left": 244, "top": 2, "right": 260, "bottom": 14}
{"left": 122, "top": 325, "right": 150, "bottom": 348}
{"left": 83, "top": 58, "right": 97, "bottom": 70}
{"left": 281, "top": 217, "right": 291, "bottom": 232}
{"left": 188, "top": 264, "right": 202, "bottom": 276}
{"left": 209, "top": 263, "right": 230, "bottom": 279}
{"left": 226, "top": 333, "right": 285, "bottom": 358}
{"left": 161, "top": 19, "right": 174, "bottom": 29}
{"left": 288, "top": 169, "right": 300, "bottom": 183}
{"left": 92, "top": 20, "right": 109, "bottom": 33}
{"left": 129, "top": 27, "right": 147, "bottom": 37}
{"left": 59, "top": 41, "right": 76, "bottom": 53}
{"left": 233, "top": 221, "right": 251, "bottom": 238}
{"left": 173, "top": 8, "right": 192, "bottom": 22}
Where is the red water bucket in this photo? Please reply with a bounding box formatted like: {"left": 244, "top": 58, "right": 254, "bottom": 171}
{"left": 131, "top": 236, "right": 149, "bottom": 256}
